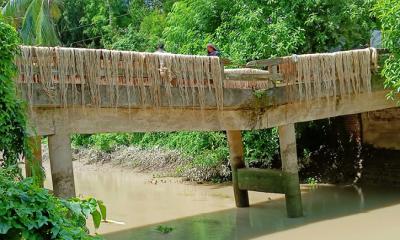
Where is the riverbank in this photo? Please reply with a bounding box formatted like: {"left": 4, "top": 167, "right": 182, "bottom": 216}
{"left": 41, "top": 144, "right": 231, "bottom": 183}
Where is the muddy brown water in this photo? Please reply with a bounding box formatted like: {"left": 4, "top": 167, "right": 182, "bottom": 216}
{"left": 44, "top": 163, "right": 400, "bottom": 240}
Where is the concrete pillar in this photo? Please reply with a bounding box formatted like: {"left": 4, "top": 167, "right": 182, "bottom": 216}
{"left": 227, "top": 130, "right": 249, "bottom": 207}
{"left": 25, "top": 136, "right": 44, "bottom": 187}
{"left": 278, "top": 124, "right": 303, "bottom": 218}
{"left": 48, "top": 132, "right": 76, "bottom": 198}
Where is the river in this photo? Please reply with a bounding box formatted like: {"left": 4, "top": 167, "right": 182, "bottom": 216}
{"left": 44, "top": 163, "right": 400, "bottom": 240}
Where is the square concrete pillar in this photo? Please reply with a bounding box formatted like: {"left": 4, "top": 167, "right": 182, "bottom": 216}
{"left": 279, "top": 124, "right": 303, "bottom": 218}
{"left": 227, "top": 130, "right": 249, "bottom": 207}
{"left": 48, "top": 132, "right": 76, "bottom": 199}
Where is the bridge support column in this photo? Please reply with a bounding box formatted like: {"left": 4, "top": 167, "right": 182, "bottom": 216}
{"left": 227, "top": 130, "right": 249, "bottom": 207}
{"left": 48, "top": 132, "right": 76, "bottom": 199}
{"left": 279, "top": 124, "right": 303, "bottom": 218}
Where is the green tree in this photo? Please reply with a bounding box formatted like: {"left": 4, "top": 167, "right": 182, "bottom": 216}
{"left": 163, "top": 0, "right": 376, "bottom": 63}
{"left": 374, "top": 0, "right": 400, "bottom": 100}
{"left": 215, "top": 1, "right": 305, "bottom": 63}
{"left": 109, "top": 0, "right": 172, "bottom": 51}
{"left": 163, "top": 0, "right": 227, "bottom": 55}
{"left": 58, "top": 0, "right": 85, "bottom": 47}
{"left": 1, "top": 0, "right": 62, "bottom": 45}
{"left": 0, "top": 20, "right": 27, "bottom": 170}
{"left": 73, "top": 0, "right": 131, "bottom": 48}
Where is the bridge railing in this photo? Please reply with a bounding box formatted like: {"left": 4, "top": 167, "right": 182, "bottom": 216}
{"left": 245, "top": 48, "right": 379, "bottom": 102}
{"left": 15, "top": 46, "right": 381, "bottom": 109}
{"left": 15, "top": 46, "right": 226, "bottom": 109}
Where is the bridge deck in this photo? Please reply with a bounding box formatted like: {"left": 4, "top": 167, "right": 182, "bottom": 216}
{"left": 15, "top": 46, "right": 396, "bottom": 135}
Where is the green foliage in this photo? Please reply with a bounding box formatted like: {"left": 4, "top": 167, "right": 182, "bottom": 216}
{"left": 65, "top": 198, "right": 107, "bottom": 231}
{"left": 374, "top": 0, "right": 400, "bottom": 100}
{"left": 163, "top": 0, "right": 376, "bottom": 63}
{"left": 215, "top": 1, "right": 305, "bottom": 63}
{"left": 139, "top": 10, "right": 166, "bottom": 50}
{"left": 163, "top": 0, "right": 226, "bottom": 55}
{"left": 110, "top": 27, "right": 148, "bottom": 51}
{"left": 110, "top": 1, "right": 168, "bottom": 51}
{"left": 155, "top": 225, "right": 174, "bottom": 234}
{"left": 59, "top": 0, "right": 132, "bottom": 48}
{"left": 0, "top": 20, "right": 27, "bottom": 170}
{"left": 281, "top": 0, "right": 376, "bottom": 53}
{"left": 58, "top": 0, "right": 86, "bottom": 47}
{"left": 0, "top": 168, "right": 104, "bottom": 239}
{"left": 72, "top": 129, "right": 279, "bottom": 178}
{"left": 1, "top": 0, "right": 62, "bottom": 45}
{"left": 243, "top": 129, "right": 279, "bottom": 168}
{"left": 305, "top": 177, "right": 319, "bottom": 187}
{"left": 56, "top": 0, "right": 375, "bottom": 60}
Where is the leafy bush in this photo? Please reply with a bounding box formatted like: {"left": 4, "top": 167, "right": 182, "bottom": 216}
{"left": 155, "top": 225, "right": 174, "bottom": 234}
{"left": 243, "top": 129, "right": 279, "bottom": 168}
{"left": 0, "top": 168, "right": 105, "bottom": 240}
{"left": 72, "top": 129, "right": 280, "bottom": 181}
{"left": 374, "top": 0, "right": 400, "bottom": 100}
{"left": 0, "top": 20, "right": 28, "bottom": 170}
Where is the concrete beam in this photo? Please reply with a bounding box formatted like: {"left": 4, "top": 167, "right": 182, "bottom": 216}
{"left": 27, "top": 90, "right": 396, "bottom": 136}
{"left": 227, "top": 130, "right": 249, "bottom": 207}
{"left": 48, "top": 131, "right": 76, "bottom": 198}
{"left": 279, "top": 124, "right": 303, "bottom": 218}
{"left": 237, "top": 168, "right": 285, "bottom": 194}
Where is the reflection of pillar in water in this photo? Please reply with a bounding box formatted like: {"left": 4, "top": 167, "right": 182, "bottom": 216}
{"left": 234, "top": 208, "right": 251, "bottom": 240}
{"left": 353, "top": 185, "right": 365, "bottom": 210}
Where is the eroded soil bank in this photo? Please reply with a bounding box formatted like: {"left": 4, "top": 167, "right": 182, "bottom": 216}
{"left": 42, "top": 145, "right": 230, "bottom": 183}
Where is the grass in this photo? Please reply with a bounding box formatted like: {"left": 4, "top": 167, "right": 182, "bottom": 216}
{"left": 71, "top": 130, "right": 279, "bottom": 173}
{"left": 155, "top": 225, "right": 174, "bottom": 234}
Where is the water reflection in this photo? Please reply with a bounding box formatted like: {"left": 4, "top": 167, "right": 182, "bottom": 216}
{"left": 104, "top": 185, "right": 400, "bottom": 240}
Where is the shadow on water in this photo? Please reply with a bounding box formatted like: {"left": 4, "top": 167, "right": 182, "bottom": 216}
{"left": 104, "top": 185, "right": 400, "bottom": 240}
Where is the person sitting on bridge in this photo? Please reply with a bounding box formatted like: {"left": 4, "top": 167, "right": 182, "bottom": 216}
{"left": 155, "top": 43, "right": 167, "bottom": 53}
{"left": 207, "top": 43, "right": 220, "bottom": 57}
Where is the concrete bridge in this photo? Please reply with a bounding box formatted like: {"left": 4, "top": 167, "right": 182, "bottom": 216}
{"left": 17, "top": 46, "right": 397, "bottom": 218}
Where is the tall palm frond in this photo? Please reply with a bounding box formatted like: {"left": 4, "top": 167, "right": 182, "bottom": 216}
{"left": 2, "top": 0, "right": 62, "bottom": 46}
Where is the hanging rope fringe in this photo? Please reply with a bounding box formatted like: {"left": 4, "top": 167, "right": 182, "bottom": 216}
{"left": 224, "top": 68, "right": 275, "bottom": 89}
{"left": 17, "top": 46, "right": 224, "bottom": 109}
{"left": 280, "top": 48, "right": 376, "bottom": 102}
{"left": 16, "top": 46, "right": 377, "bottom": 109}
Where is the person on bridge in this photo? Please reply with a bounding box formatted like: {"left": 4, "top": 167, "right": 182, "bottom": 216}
{"left": 155, "top": 43, "right": 167, "bottom": 53}
{"left": 207, "top": 43, "right": 220, "bottom": 57}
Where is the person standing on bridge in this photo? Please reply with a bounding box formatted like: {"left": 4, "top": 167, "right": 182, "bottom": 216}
{"left": 207, "top": 43, "right": 220, "bottom": 57}
{"left": 155, "top": 43, "right": 168, "bottom": 77}
{"left": 155, "top": 43, "right": 167, "bottom": 53}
